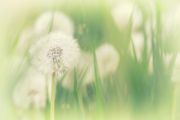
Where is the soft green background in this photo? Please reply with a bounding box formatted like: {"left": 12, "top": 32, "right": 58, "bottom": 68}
{"left": 1, "top": 0, "right": 180, "bottom": 120}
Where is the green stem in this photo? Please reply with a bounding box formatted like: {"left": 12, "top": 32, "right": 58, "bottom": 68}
{"left": 50, "top": 72, "right": 56, "bottom": 120}
{"left": 172, "top": 85, "right": 178, "bottom": 120}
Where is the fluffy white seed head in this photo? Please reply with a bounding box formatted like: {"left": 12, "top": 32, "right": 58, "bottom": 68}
{"left": 29, "top": 32, "right": 80, "bottom": 77}
{"left": 112, "top": 1, "right": 142, "bottom": 31}
{"left": 13, "top": 67, "right": 46, "bottom": 109}
{"left": 162, "top": 5, "right": 180, "bottom": 48}
{"left": 34, "top": 11, "right": 74, "bottom": 38}
{"left": 96, "top": 43, "right": 120, "bottom": 79}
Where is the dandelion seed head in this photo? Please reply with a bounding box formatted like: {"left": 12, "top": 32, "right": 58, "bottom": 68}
{"left": 13, "top": 67, "right": 46, "bottom": 109}
{"left": 96, "top": 43, "right": 120, "bottom": 79}
{"left": 112, "top": 1, "right": 142, "bottom": 31}
{"left": 162, "top": 5, "right": 180, "bottom": 49}
{"left": 46, "top": 47, "right": 66, "bottom": 75}
{"left": 34, "top": 11, "right": 74, "bottom": 38}
{"left": 29, "top": 32, "right": 80, "bottom": 77}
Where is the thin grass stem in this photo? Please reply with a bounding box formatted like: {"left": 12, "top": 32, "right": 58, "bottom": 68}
{"left": 50, "top": 72, "right": 56, "bottom": 120}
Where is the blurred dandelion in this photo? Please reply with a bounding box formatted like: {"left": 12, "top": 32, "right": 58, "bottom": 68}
{"left": 13, "top": 67, "right": 46, "bottom": 110}
{"left": 96, "top": 43, "right": 120, "bottom": 79}
{"left": 162, "top": 4, "right": 180, "bottom": 51}
{"left": 112, "top": 1, "right": 142, "bottom": 31}
{"left": 34, "top": 11, "right": 74, "bottom": 38}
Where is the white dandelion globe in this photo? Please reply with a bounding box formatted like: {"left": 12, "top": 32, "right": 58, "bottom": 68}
{"left": 96, "top": 43, "right": 120, "bottom": 79}
{"left": 13, "top": 67, "right": 46, "bottom": 109}
{"left": 34, "top": 11, "right": 74, "bottom": 38}
{"left": 162, "top": 5, "right": 180, "bottom": 49}
{"left": 29, "top": 32, "right": 80, "bottom": 77}
{"left": 112, "top": 1, "right": 142, "bottom": 31}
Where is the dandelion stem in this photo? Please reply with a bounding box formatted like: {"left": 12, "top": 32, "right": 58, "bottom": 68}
{"left": 50, "top": 72, "right": 56, "bottom": 120}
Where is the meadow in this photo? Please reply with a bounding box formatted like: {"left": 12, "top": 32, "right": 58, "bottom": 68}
{"left": 0, "top": 0, "right": 180, "bottom": 120}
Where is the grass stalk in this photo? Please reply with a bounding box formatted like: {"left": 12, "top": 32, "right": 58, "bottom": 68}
{"left": 50, "top": 72, "right": 56, "bottom": 120}
{"left": 172, "top": 85, "right": 178, "bottom": 120}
